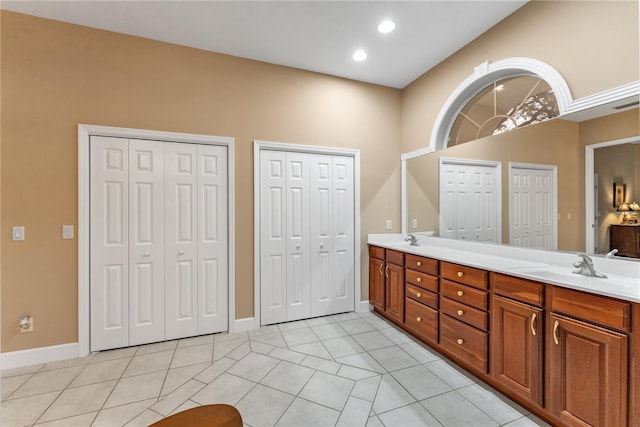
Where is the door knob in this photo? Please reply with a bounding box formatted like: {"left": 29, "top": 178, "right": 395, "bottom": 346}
{"left": 143, "top": 251, "right": 150, "bottom": 257}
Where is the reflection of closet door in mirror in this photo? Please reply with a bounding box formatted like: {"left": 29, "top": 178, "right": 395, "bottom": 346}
{"left": 439, "top": 159, "right": 500, "bottom": 243}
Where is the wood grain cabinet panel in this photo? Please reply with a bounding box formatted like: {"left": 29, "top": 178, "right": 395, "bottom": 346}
{"left": 405, "top": 254, "right": 438, "bottom": 276}
{"left": 610, "top": 224, "right": 640, "bottom": 258}
{"left": 440, "top": 315, "right": 488, "bottom": 373}
{"left": 384, "top": 262, "right": 404, "bottom": 323}
{"left": 405, "top": 269, "right": 438, "bottom": 292}
{"left": 548, "top": 313, "right": 628, "bottom": 427}
{"left": 441, "top": 297, "right": 488, "bottom": 331}
{"left": 368, "top": 256, "right": 385, "bottom": 310}
{"left": 441, "top": 262, "right": 488, "bottom": 289}
{"left": 441, "top": 279, "right": 488, "bottom": 310}
{"left": 405, "top": 298, "right": 438, "bottom": 343}
{"left": 406, "top": 284, "right": 438, "bottom": 309}
{"left": 491, "top": 295, "right": 543, "bottom": 407}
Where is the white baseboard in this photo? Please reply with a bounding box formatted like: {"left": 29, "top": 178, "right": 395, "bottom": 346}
{"left": 231, "top": 317, "right": 255, "bottom": 333}
{"left": 1, "top": 342, "right": 79, "bottom": 371}
{"left": 359, "top": 300, "right": 372, "bottom": 313}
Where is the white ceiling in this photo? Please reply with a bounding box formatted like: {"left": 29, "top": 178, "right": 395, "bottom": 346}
{"left": 0, "top": 0, "right": 527, "bottom": 88}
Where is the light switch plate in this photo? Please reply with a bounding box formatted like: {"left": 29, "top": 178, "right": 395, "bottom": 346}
{"left": 12, "top": 226, "right": 25, "bottom": 241}
{"left": 62, "top": 225, "right": 74, "bottom": 239}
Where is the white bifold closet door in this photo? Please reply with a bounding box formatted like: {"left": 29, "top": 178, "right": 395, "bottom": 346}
{"left": 90, "top": 136, "right": 227, "bottom": 352}
{"left": 260, "top": 150, "right": 354, "bottom": 325}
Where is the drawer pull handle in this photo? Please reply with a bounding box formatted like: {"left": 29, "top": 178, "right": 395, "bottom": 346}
{"left": 457, "top": 271, "right": 464, "bottom": 277}
{"left": 553, "top": 320, "right": 560, "bottom": 345}
{"left": 416, "top": 277, "right": 422, "bottom": 283}
{"left": 416, "top": 292, "right": 422, "bottom": 298}
{"left": 416, "top": 317, "right": 422, "bottom": 322}
{"left": 379, "top": 263, "right": 384, "bottom": 276}
{"left": 385, "top": 265, "right": 389, "bottom": 278}
{"left": 531, "top": 313, "right": 537, "bottom": 336}
{"left": 457, "top": 338, "right": 464, "bottom": 345}
{"left": 457, "top": 290, "right": 464, "bottom": 297}
{"left": 457, "top": 310, "right": 464, "bottom": 316}
{"left": 416, "top": 261, "right": 422, "bottom": 266}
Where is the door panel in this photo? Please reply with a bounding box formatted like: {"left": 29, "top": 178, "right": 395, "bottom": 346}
{"left": 128, "top": 139, "right": 165, "bottom": 346}
{"left": 90, "top": 136, "right": 129, "bottom": 351}
{"left": 165, "top": 143, "right": 198, "bottom": 339}
{"left": 510, "top": 167, "right": 555, "bottom": 250}
{"left": 310, "top": 155, "right": 333, "bottom": 316}
{"left": 332, "top": 156, "right": 355, "bottom": 313}
{"left": 198, "top": 144, "right": 228, "bottom": 334}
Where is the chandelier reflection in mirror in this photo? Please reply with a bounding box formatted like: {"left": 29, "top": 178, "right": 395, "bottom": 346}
{"left": 448, "top": 76, "right": 559, "bottom": 147}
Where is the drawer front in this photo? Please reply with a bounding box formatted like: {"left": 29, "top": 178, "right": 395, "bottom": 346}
{"left": 405, "top": 298, "right": 438, "bottom": 343}
{"left": 441, "top": 297, "right": 488, "bottom": 331}
{"left": 492, "top": 272, "right": 544, "bottom": 307}
{"left": 406, "top": 269, "right": 438, "bottom": 292}
{"left": 386, "top": 249, "right": 404, "bottom": 265}
{"left": 440, "top": 315, "right": 488, "bottom": 373}
{"left": 441, "top": 279, "right": 488, "bottom": 310}
{"left": 551, "top": 286, "right": 631, "bottom": 332}
{"left": 406, "top": 284, "right": 438, "bottom": 309}
{"left": 405, "top": 254, "right": 438, "bottom": 276}
{"left": 369, "top": 245, "right": 385, "bottom": 260}
{"left": 441, "top": 262, "right": 488, "bottom": 289}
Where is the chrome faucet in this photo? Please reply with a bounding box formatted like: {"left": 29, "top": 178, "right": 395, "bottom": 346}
{"left": 404, "top": 234, "right": 419, "bottom": 246}
{"left": 572, "top": 253, "right": 607, "bottom": 278}
{"left": 605, "top": 249, "right": 618, "bottom": 258}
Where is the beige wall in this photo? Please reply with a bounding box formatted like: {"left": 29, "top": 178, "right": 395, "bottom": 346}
{"left": 401, "top": 0, "right": 639, "bottom": 154}
{"left": 0, "top": 11, "right": 402, "bottom": 352}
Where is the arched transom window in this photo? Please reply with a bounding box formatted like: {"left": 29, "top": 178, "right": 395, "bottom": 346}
{"left": 448, "top": 75, "right": 559, "bottom": 147}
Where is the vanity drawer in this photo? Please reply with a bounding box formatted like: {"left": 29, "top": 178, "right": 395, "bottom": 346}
{"left": 406, "top": 269, "right": 438, "bottom": 292}
{"left": 551, "top": 286, "right": 631, "bottom": 333}
{"left": 441, "top": 297, "right": 488, "bottom": 331}
{"left": 406, "top": 284, "right": 438, "bottom": 309}
{"left": 386, "top": 249, "right": 404, "bottom": 265}
{"left": 441, "top": 262, "right": 488, "bottom": 289}
{"left": 441, "top": 279, "right": 488, "bottom": 310}
{"left": 440, "top": 315, "right": 488, "bottom": 373}
{"left": 405, "top": 254, "right": 438, "bottom": 276}
{"left": 369, "top": 245, "right": 385, "bottom": 260}
{"left": 492, "top": 272, "right": 544, "bottom": 307}
{"left": 405, "top": 298, "right": 438, "bottom": 343}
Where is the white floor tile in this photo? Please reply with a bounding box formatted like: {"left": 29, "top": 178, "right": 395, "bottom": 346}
{"left": 0, "top": 391, "right": 59, "bottom": 427}
{"left": 261, "top": 361, "right": 315, "bottom": 395}
{"left": 1, "top": 374, "right": 32, "bottom": 400}
{"left": 35, "top": 411, "right": 97, "bottom": 426}
{"left": 152, "top": 379, "right": 205, "bottom": 416}
{"left": 177, "top": 334, "right": 214, "bottom": 348}
{"left": 337, "top": 365, "right": 379, "bottom": 381}
{"left": 322, "top": 336, "right": 365, "bottom": 359}
{"left": 39, "top": 380, "right": 116, "bottom": 423}
{"left": 299, "top": 371, "right": 354, "bottom": 411}
{"left": 268, "top": 347, "right": 306, "bottom": 364}
{"left": 160, "top": 362, "right": 209, "bottom": 396}
{"left": 369, "top": 346, "right": 419, "bottom": 372}
{"left": 123, "top": 409, "right": 163, "bottom": 427}
{"left": 191, "top": 373, "right": 255, "bottom": 405}
{"left": 335, "top": 353, "right": 385, "bottom": 374}
{"left": 70, "top": 357, "right": 129, "bottom": 388}
{"left": 300, "top": 355, "right": 341, "bottom": 374}
{"left": 351, "top": 331, "right": 394, "bottom": 351}
{"left": 425, "top": 359, "right": 477, "bottom": 389}
{"left": 282, "top": 327, "right": 319, "bottom": 347}
{"left": 136, "top": 340, "right": 178, "bottom": 355}
{"left": 236, "top": 384, "right": 295, "bottom": 427}
{"left": 123, "top": 349, "right": 174, "bottom": 377}
{"left": 194, "top": 357, "right": 236, "bottom": 384}
{"left": 391, "top": 365, "right": 451, "bottom": 400}
{"left": 371, "top": 374, "right": 415, "bottom": 414}
{"left": 336, "top": 396, "right": 371, "bottom": 427}
{"left": 92, "top": 398, "right": 157, "bottom": 427}
{"left": 311, "top": 323, "right": 349, "bottom": 340}
{"left": 339, "top": 319, "right": 375, "bottom": 335}
{"left": 171, "top": 343, "right": 213, "bottom": 368}
{"left": 421, "top": 390, "right": 499, "bottom": 427}
{"left": 227, "top": 352, "right": 279, "bottom": 382}
{"left": 214, "top": 330, "right": 248, "bottom": 342}
{"left": 276, "top": 397, "right": 340, "bottom": 427}
{"left": 458, "top": 383, "right": 530, "bottom": 425}
{"left": 289, "top": 342, "right": 333, "bottom": 360}
{"left": 11, "top": 365, "right": 83, "bottom": 399}
{"left": 351, "top": 376, "right": 381, "bottom": 402}
{"left": 104, "top": 371, "right": 166, "bottom": 408}
{"left": 91, "top": 347, "right": 137, "bottom": 363}
{"left": 251, "top": 332, "right": 287, "bottom": 348}
{"left": 1, "top": 364, "right": 43, "bottom": 378}
{"left": 377, "top": 402, "right": 441, "bottom": 426}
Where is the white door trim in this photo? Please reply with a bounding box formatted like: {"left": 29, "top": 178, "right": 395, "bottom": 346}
{"left": 585, "top": 136, "right": 640, "bottom": 253}
{"left": 253, "top": 140, "right": 361, "bottom": 330}
{"left": 508, "top": 162, "right": 558, "bottom": 250}
{"left": 78, "top": 124, "right": 235, "bottom": 357}
{"left": 438, "top": 157, "right": 502, "bottom": 243}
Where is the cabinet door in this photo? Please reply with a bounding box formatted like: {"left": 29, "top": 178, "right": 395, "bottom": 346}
{"left": 491, "top": 296, "right": 543, "bottom": 406}
{"left": 385, "top": 262, "right": 404, "bottom": 322}
{"left": 548, "top": 313, "right": 628, "bottom": 427}
{"left": 369, "top": 257, "right": 385, "bottom": 310}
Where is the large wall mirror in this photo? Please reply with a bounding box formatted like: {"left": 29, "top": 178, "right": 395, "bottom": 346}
{"left": 402, "top": 61, "right": 639, "bottom": 255}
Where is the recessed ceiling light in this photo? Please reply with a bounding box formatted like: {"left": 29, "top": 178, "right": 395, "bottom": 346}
{"left": 352, "top": 50, "right": 367, "bottom": 61}
{"left": 377, "top": 20, "right": 396, "bottom": 34}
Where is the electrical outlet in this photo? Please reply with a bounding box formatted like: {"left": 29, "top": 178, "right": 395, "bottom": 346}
{"left": 12, "top": 226, "right": 25, "bottom": 241}
{"left": 412, "top": 219, "right": 418, "bottom": 229}
{"left": 19, "top": 315, "right": 33, "bottom": 333}
{"left": 386, "top": 219, "right": 392, "bottom": 230}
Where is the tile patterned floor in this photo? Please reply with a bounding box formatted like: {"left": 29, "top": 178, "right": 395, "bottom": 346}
{"left": 1, "top": 311, "right": 552, "bottom": 427}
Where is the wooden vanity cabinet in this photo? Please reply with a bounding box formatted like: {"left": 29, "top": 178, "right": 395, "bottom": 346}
{"left": 491, "top": 273, "right": 544, "bottom": 407}
{"left": 368, "top": 246, "right": 404, "bottom": 323}
{"left": 404, "top": 254, "right": 439, "bottom": 344}
{"left": 439, "top": 262, "right": 489, "bottom": 373}
{"left": 547, "top": 287, "right": 630, "bottom": 427}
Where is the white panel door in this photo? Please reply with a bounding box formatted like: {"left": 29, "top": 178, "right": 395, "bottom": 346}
{"left": 310, "top": 155, "right": 333, "bottom": 317}
{"left": 260, "top": 150, "right": 287, "bottom": 325}
{"left": 197, "top": 144, "right": 228, "bottom": 334}
{"left": 286, "top": 152, "right": 311, "bottom": 321}
{"left": 331, "top": 155, "right": 355, "bottom": 314}
{"left": 440, "top": 162, "right": 499, "bottom": 243}
{"left": 510, "top": 166, "right": 555, "bottom": 249}
{"left": 90, "top": 136, "right": 129, "bottom": 351}
{"left": 128, "top": 139, "right": 165, "bottom": 346}
{"left": 165, "top": 142, "right": 198, "bottom": 339}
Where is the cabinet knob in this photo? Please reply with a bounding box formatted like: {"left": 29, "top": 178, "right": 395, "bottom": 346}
{"left": 320, "top": 243, "right": 324, "bottom": 248}
{"left": 457, "top": 310, "right": 464, "bottom": 316}
{"left": 416, "top": 317, "right": 422, "bottom": 322}
{"left": 144, "top": 251, "right": 150, "bottom": 257}
{"left": 416, "top": 277, "right": 422, "bottom": 283}
{"left": 416, "top": 292, "right": 422, "bottom": 298}
{"left": 178, "top": 250, "right": 185, "bottom": 255}
{"left": 457, "top": 290, "right": 464, "bottom": 297}
{"left": 457, "top": 271, "right": 464, "bottom": 277}
{"left": 457, "top": 338, "right": 464, "bottom": 345}
{"left": 416, "top": 261, "right": 422, "bottom": 266}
